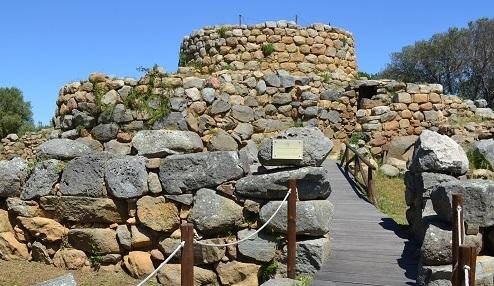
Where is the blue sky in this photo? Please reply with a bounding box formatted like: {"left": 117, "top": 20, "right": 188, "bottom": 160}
{"left": 0, "top": 1, "right": 492, "bottom": 125}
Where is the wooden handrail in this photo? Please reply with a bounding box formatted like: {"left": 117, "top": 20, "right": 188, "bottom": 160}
{"left": 340, "top": 141, "right": 376, "bottom": 204}
{"left": 343, "top": 142, "right": 376, "bottom": 170}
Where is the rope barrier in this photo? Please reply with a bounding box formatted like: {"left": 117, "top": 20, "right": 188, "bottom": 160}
{"left": 464, "top": 265, "right": 471, "bottom": 286}
{"left": 194, "top": 190, "right": 292, "bottom": 248}
{"left": 136, "top": 241, "right": 185, "bottom": 286}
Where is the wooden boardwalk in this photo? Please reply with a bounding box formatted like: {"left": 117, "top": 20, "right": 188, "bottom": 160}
{"left": 311, "top": 160, "right": 419, "bottom": 286}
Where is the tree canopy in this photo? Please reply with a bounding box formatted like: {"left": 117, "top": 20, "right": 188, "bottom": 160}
{"left": 0, "top": 87, "right": 34, "bottom": 138}
{"left": 379, "top": 18, "right": 494, "bottom": 105}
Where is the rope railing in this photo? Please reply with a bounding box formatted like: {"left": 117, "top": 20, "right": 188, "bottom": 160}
{"left": 194, "top": 190, "right": 292, "bottom": 248}
{"left": 136, "top": 241, "right": 185, "bottom": 286}
{"left": 135, "top": 178, "right": 299, "bottom": 286}
{"left": 464, "top": 265, "right": 471, "bottom": 286}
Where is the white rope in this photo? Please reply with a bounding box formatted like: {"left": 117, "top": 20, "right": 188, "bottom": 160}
{"left": 457, "top": 206, "right": 463, "bottom": 245}
{"left": 136, "top": 241, "right": 185, "bottom": 286}
{"left": 464, "top": 265, "right": 471, "bottom": 286}
{"left": 194, "top": 190, "right": 292, "bottom": 247}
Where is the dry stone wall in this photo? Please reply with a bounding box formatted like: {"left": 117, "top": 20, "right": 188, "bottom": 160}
{"left": 179, "top": 21, "right": 357, "bottom": 82}
{"left": 0, "top": 126, "right": 334, "bottom": 285}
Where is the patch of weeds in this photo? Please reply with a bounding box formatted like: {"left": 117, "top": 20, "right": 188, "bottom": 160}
{"left": 55, "top": 161, "right": 66, "bottom": 173}
{"left": 260, "top": 259, "right": 279, "bottom": 282}
{"left": 319, "top": 72, "right": 331, "bottom": 83}
{"left": 223, "top": 63, "right": 231, "bottom": 70}
{"left": 261, "top": 43, "right": 274, "bottom": 56}
{"left": 218, "top": 26, "right": 228, "bottom": 38}
{"left": 296, "top": 275, "right": 313, "bottom": 286}
{"left": 89, "top": 242, "right": 103, "bottom": 269}
{"left": 341, "top": 38, "right": 347, "bottom": 47}
{"left": 467, "top": 148, "right": 492, "bottom": 171}
{"left": 179, "top": 51, "right": 188, "bottom": 67}
{"left": 293, "top": 118, "right": 303, "bottom": 127}
{"left": 348, "top": 132, "right": 363, "bottom": 145}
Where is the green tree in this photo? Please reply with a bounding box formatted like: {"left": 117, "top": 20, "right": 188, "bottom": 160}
{"left": 0, "top": 87, "right": 34, "bottom": 138}
{"left": 379, "top": 18, "right": 494, "bottom": 105}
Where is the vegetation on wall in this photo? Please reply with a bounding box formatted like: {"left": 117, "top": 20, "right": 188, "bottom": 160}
{"left": 379, "top": 18, "right": 494, "bottom": 105}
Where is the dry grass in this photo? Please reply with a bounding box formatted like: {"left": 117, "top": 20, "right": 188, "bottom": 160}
{"left": 0, "top": 260, "right": 161, "bottom": 286}
{"left": 373, "top": 170, "right": 408, "bottom": 226}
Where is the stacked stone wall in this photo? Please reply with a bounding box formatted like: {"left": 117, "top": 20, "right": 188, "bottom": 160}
{"left": 179, "top": 21, "right": 357, "bottom": 82}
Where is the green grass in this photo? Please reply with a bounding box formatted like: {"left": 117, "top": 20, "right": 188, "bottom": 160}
{"left": 373, "top": 170, "right": 408, "bottom": 226}
{"left": 261, "top": 43, "right": 274, "bottom": 56}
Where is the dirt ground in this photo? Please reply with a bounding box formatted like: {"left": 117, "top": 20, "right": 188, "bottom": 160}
{"left": 0, "top": 260, "right": 160, "bottom": 286}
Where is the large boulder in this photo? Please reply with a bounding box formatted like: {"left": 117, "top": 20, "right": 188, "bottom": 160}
{"left": 258, "top": 127, "right": 333, "bottom": 167}
{"left": 21, "top": 159, "right": 62, "bottom": 200}
{"left": 17, "top": 217, "right": 68, "bottom": 242}
{"left": 52, "top": 248, "right": 87, "bottom": 270}
{"left": 0, "top": 157, "right": 28, "bottom": 197}
{"left": 408, "top": 130, "right": 468, "bottom": 176}
{"left": 421, "top": 223, "right": 481, "bottom": 266}
{"left": 157, "top": 264, "right": 217, "bottom": 286}
{"left": 472, "top": 139, "right": 494, "bottom": 170}
{"left": 404, "top": 172, "right": 458, "bottom": 206}
{"left": 476, "top": 108, "right": 494, "bottom": 119}
{"left": 293, "top": 236, "right": 331, "bottom": 275}
{"left": 190, "top": 188, "right": 243, "bottom": 235}
{"left": 60, "top": 153, "right": 111, "bottom": 197}
{"left": 123, "top": 251, "right": 154, "bottom": 278}
{"left": 6, "top": 198, "right": 39, "bottom": 217}
{"left": 235, "top": 167, "right": 331, "bottom": 200}
{"left": 136, "top": 196, "right": 179, "bottom": 232}
{"left": 36, "top": 274, "right": 76, "bottom": 286}
{"left": 387, "top": 135, "right": 418, "bottom": 161}
{"left": 131, "top": 130, "right": 203, "bottom": 157}
{"left": 0, "top": 232, "right": 29, "bottom": 260}
{"left": 68, "top": 228, "right": 120, "bottom": 254}
{"left": 104, "top": 155, "right": 148, "bottom": 199}
{"left": 40, "top": 196, "right": 127, "bottom": 223}
{"left": 259, "top": 200, "right": 333, "bottom": 236}
{"left": 237, "top": 229, "right": 276, "bottom": 262}
{"left": 431, "top": 180, "right": 494, "bottom": 227}
{"left": 37, "top": 138, "right": 91, "bottom": 160}
{"left": 216, "top": 261, "right": 260, "bottom": 286}
{"left": 159, "top": 151, "right": 246, "bottom": 194}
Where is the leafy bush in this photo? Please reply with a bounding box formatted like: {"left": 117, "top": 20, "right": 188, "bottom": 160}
{"left": 0, "top": 87, "right": 33, "bottom": 138}
{"left": 218, "top": 26, "right": 228, "bottom": 38}
{"left": 467, "top": 149, "right": 492, "bottom": 170}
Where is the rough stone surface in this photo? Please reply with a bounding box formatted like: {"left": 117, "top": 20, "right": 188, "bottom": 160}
{"left": 21, "top": 159, "right": 61, "bottom": 200}
{"left": 408, "top": 130, "right": 468, "bottom": 175}
{"left": 194, "top": 238, "right": 227, "bottom": 265}
{"left": 132, "top": 130, "right": 203, "bottom": 157}
{"left": 105, "top": 155, "right": 148, "bottom": 199}
{"left": 38, "top": 139, "right": 92, "bottom": 160}
{"left": 60, "top": 153, "right": 111, "bottom": 197}
{"left": 157, "top": 264, "right": 217, "bottom": 286}
{"left": 17, "top": 217, "right": 68, "bottom": 242}
{"left": 190, "top": 188, "right": 243, "bottom": 235}
{"left": 0, "top": 157, "right": 28, "bottom": 197}
{"left": 31, "top": 241, "right": 52, "bottom": 265}
{"left": 6, "top": 197, "right": 39, "bottom": 217}
{"left": 258, "top": 127, "right": 333, "bottom": 167}
{"left": 0, "top": 232, "right": 29, "bottom": 260}
{"left": 421, "top": 223, "right": 482, "bottom": 266}
{"left": 68, "top": 228, "right": 120, "bottom": 254}
{"left": 261, "top": 278, "right": 297, "bottom": 286}
{"left": 294, "top": 236, "right": 332, "bottom": 274}
{"left": 260, "top": 200, "right": 333, "bottom": 236}
{"left": 216, "top": 261, "right": 260, "bottom": 286}
{"left": 36, "top": 274, "right": 76, "bottom": 286}
{"left": 151, "top": 112, "right": 188, "bottom": 130}
{"left": 39, "top": 196, "right": 127, "bottom": 223}
{"left": 136, "top": 196, "right": 179, "bottom": 232}
{"left": 380, "top": 164, "right": 400, "bottom": 177}
{"left": 235, "top": 167, "right": 331, "bottom": 200}
{"left": 387, "top": 135, "right": 418, "bottom": 161}
{"left": 0, "top": 210, "right": 13, "bottom": 232}
{"left": 159, "top": 151, "right": 245, "bottom": 194}
{"left": 208, "top": 129, "right": 238, "bottom": 151}
{"left": 431, "top": 180, "right": 494, "bottom": 227}
{"left": 91, "top": 123, "right": 119, "bottom": 142}
{"left": 237, "top": 229, "right": 276, "bottom": 262}
{"left": 123, "top": 251, "right": 154, "bottom": 278}
{"left": 52, "top": 248, "right": 87, "bottom": 270}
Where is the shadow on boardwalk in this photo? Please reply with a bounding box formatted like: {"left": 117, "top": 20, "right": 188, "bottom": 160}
{"left": 311, "top": 160, "right": 419, "bottom": 286}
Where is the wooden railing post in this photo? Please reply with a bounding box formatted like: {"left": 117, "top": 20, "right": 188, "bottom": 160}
{"left": 367, "top": 169, "right": 375, "bottom": 205}
{"left": 181, "top": 223, "right": 194, "bottom": 286}
{"left": 341, "top": 145, "right": 349, "bottom": 169}
{"left": 452, "top": 194, "right": 464, "bottom": 286}
{"left": 287, "top": 179, "right": 297, "bottom": 279}
{"left": 459, "top": 245, "right": 476, "bottom": 286}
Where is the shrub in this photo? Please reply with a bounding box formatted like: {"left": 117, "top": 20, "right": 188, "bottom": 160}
{"left": 261, "top": 43, "right": 274, "bottom": 56}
